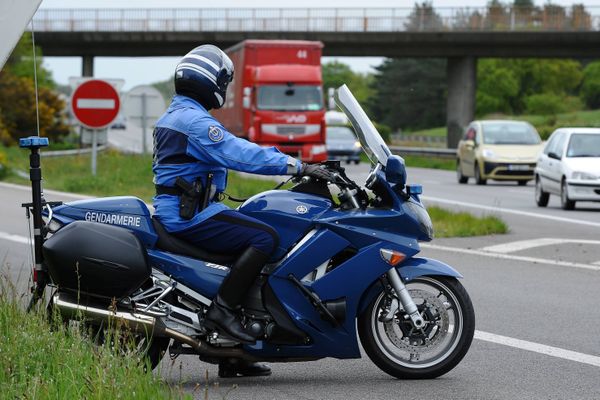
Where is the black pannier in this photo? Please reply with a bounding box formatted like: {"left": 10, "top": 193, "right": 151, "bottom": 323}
{"left": 43, "top": 221, "right": 150, "bottom": 299}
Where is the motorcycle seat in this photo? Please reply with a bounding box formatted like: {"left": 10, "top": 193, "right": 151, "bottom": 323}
{"left": 151, "top": 217, "right": 237, "bottom": 265}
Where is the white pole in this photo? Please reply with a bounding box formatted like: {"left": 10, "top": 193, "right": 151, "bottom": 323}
{"left": 91, "top": 129, "right": 97, "bottom": 176}
{"left": 141, "top": 92, "right": 147, "bottom": 154}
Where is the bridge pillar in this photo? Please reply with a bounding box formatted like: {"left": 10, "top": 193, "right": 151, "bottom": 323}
{"left": 446, "top": 56, "right": 476, "bottom": 149}
{"left": 82, "top": 55, "right": 94, "bottom": 77}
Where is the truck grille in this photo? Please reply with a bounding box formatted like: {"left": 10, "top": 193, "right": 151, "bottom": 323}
{"left": 262, "top": 124, "right": 320, "bottom": 136}
{"left": 277, "top": 126, "right": 306, "bottom": 134}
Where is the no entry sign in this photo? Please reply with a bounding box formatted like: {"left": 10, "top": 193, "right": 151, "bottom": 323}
{"left": 71, "top": 79, "right": 121, "bottom": 129}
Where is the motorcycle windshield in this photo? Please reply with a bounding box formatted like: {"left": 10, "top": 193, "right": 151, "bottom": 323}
{"left": 333, "top": 84, "right": 391, "bottom": 165}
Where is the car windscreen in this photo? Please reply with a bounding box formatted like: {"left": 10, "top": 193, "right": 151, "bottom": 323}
{"left": 566, "top": 134, "right": 600, "bottom": 157}
{"left": 482, "top": 123, "right": 541, "bottom": 145}
{"left": 257, "top": 85, "right": 323, "bottom": 111}
{"left": 327, "top": 126, "right": 355, "bottom": 141}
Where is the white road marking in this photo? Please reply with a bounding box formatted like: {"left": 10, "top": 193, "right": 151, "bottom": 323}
{"left": 0, "top": 231, "right": 30, "bottom": 245}
{"left": 76, "top": 99, "right": 115, "bottom": 109}
{"left": 481, "top": 238, "right": 600, "bottom": 254}
{"left": 421, "top": 243, "right": 600, "bottom": 271}
{"left": 421, "top": 195, "right": 600, "bottom": 228}
{"left": 0, "top": 182, "right": 93, "bottom": 199}
{"left": 475, "top": 330, "right": 600, "bottom": 368}
{"left": 593, "top": 261, "right": 600, "bottom": 266}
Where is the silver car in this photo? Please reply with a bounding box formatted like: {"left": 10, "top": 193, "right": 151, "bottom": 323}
{"left": 535, "top": 128, "right": 600, "bottom": 210}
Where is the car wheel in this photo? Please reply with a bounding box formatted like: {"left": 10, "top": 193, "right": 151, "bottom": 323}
{"left": 560, "top": 179, "right": 575, "bottom": 210}
{"left": 517, "top": 180, "right": 528, "bottom": 186}
{"left": 535, "top": 177, "right": 549, "bottom": 207}
{"left": 354, "top": 160, "right": 360, "bottom": 165}
{"left": 474, "top": 162, "right": 486, "bottom": 185}
{"left": 456, "top": 160, "right": 468, "bottom": 184}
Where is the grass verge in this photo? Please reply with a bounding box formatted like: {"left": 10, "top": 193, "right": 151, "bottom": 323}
{"left": 429, "top": 206, "right": 508, "bottom": 238}
{"left": 0, "top": 284, "right": 184, "bottom": 399}
{"left": 1, "top": 147, "right": 505, "bottom": 237}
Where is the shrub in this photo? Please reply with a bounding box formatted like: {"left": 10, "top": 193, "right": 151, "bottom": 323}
{"left": 525, "top": 93, "right": 564, "bottom": 115}
{"left": 0, "top": 149, "right": 8, "bottom": 180}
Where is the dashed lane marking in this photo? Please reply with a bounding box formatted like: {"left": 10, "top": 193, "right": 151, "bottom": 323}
{"left": 0, "top": 231, "right": 30, "bottom": 245}
{"left": 475, "top": 330, "right": 600, "bottom": 368}
{"left": 421, "top": 243, "right": 600, "bottom": 271}
{"left": 481, "top": 238, "right": 600, "bottom": 254}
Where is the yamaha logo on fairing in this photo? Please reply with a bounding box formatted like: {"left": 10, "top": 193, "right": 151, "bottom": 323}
{"left": 296, "top": 205, "right": 308, "bottom": 214}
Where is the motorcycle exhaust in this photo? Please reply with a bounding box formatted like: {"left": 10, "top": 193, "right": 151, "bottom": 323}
{"left": 52, "top": 293, "right": 258, "bottom": 361}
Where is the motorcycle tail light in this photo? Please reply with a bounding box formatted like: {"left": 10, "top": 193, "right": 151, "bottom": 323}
{"left": 380, "top": 249, "right": 406, "bottom": 266}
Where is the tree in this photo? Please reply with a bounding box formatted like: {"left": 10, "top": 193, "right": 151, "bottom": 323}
{"left": 368, "top": 58, "right": 446, "bottom": 131}
{"left": 0, "top": 33, "right": 69, "bottom": 145}
{"left": 580, "top": 61, "right": 600, "bottom": 109}
{"left": 405, "top": 2, "right": 444, "bottom": 31}
{"left": 322, "top": 61, "right": 373, "bottom": 106}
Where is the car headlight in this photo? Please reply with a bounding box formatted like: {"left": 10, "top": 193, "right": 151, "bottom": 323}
{"left": 354, "top": 141, "right": 361, "bottom": 149}
{"left": 572, "top": 171, "right": 597, "bottom": 180}
{"left": 404, "top": 200, "right": 434, "bottom": 240}
{"left": 482, "top": 149, "right": 496, "bottom": 159}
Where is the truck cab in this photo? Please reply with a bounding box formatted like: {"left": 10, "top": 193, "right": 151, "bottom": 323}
{"left": 214, "top": 40, "right": 327, "bottom": 162}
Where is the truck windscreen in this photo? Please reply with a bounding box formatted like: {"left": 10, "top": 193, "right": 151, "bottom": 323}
{"left": 257, "top": 85, "right": 323, "bottom": 111}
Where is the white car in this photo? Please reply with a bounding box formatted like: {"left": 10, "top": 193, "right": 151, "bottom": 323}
{"left": 534, "top": 128, "right": 600, "bottom": 210}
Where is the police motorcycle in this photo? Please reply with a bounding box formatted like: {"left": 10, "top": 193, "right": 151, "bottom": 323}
{"left": 21, "top": 85, "right": 474, "bottom": 379}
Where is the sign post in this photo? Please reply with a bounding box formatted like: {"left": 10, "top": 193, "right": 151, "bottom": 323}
{"left": 70, "top": 79, "right": 121, "bottom": 175}
{"left": 124, "top": 85, "right": 165, "bottom": 154}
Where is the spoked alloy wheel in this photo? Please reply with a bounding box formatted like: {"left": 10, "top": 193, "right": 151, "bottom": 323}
{"left": 358, "top": 276, "right": 475, "bottom": 379}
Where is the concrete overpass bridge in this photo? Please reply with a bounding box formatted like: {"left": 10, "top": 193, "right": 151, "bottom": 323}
{"left": 31, "top": 6, "right": 600, "bottom": 147}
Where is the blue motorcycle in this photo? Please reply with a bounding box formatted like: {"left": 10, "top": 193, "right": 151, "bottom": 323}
{"left": 22, "top": 86, "right": 474, "bottom": 379}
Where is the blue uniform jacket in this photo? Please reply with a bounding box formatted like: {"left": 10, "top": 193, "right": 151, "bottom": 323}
{"left": 153, "top": 95, "right": 300, "bottom": 232}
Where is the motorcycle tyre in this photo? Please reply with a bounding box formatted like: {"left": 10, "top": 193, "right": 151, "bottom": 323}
{"left": 358, "top": 276, "right": 475, "bottom": 379}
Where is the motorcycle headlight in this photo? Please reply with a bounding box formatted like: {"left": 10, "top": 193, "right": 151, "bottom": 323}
{"left": 405, "top": 200, "right": 434, "bottom": 241}
{"left": 572, "top": 171, "right": 597, "bottom": 180}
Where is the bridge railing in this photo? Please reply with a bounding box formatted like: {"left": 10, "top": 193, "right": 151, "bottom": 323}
{"left": 32, "top": 6, "right": 600, "bottom": 32}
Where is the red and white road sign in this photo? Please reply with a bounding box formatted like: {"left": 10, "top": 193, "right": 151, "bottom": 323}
{"left": 71, "top": 79, "right": 121, "bottom": 129}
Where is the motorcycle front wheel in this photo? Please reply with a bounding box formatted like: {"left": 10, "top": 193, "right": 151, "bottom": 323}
{"left": 358, "top": 276, "right": 475, "bottom": 379}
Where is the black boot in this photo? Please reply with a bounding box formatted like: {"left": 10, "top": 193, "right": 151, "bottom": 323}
{"left": 205, "top": 247, "right": 271, "bottom": 343}
{"left": 205, "top": 296, "right": 256, "bottom": 343}
{"left": 218, "top": 359, "right": 272, "bottom": 378}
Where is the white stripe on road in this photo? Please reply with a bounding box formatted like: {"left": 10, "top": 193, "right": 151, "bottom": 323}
{"left": 76, "top": 99, "right": 116, "bottom": 109}
{"left": 475, "top": 330, "right": 600, "bottom": 368}
{"left": 421, "top": 243, "right": 600, "bottom": 271}
{"left": 481, "top": 238, "right": 600, "bottom": 254}
{"left": 422, "top": 195, "right": 600, "bottom": 229}
{"left": 0, "top": 231, "right": 30, "bottom": 245}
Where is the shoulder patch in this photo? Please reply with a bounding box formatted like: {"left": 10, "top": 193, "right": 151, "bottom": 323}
{"left": 208, "top": 125, "right": 224, "bottom": 142}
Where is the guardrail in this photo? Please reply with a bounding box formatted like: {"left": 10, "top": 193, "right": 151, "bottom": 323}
{"left": 32, "top": 6, "right": 600, "bottom": 33}
{"left": 41, "top": 145, "right": 107, "bottom": 157}
{"left": 389, "top": 146, "right": 456, "bottom": 159}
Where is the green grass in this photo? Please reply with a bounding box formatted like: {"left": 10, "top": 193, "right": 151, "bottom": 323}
{"left": 403, "top": 155, "right": 455, "bottom": 171}
{"left": 406, "top": 108, "right": 600, "bottom": 140}
{"left": 0, "top": 283, "right": 185, "bottom": 399}
{"left": 429, "top": 206, "right": 508, "bottom": 238}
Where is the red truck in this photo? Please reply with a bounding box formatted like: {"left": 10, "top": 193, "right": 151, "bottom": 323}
{"left": 213, "top": 40, "right": 327, "bottom": 162}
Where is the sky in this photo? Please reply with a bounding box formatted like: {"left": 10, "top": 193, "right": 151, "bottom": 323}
{"left": 37, "top": 0, "right": 600, "bottom": 90}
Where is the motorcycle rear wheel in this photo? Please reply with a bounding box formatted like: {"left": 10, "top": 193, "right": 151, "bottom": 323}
{"left": 358, "top": 276, "right": 475, "bottom": 379}
{"left": 47, "top": 293, "right": 170, "bottom": 371}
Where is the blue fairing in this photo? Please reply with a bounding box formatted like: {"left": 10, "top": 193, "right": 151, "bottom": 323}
{"left": 239, "top": 190, "right": 332, "bottom": 259}
{"left": 50, "top": 196, "right": 157, "bottom": 246}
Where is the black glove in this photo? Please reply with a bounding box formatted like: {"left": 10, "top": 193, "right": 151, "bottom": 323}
{"left": 299, "top": 163, "right": 334, "bottom": 181}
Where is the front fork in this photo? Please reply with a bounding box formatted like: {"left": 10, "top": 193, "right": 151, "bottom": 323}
{"left": 386, "top": 268, "right": 425, "bottom": 329}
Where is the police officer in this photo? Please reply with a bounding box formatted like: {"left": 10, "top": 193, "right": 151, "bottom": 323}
{"left": 152, "top": 45, "right": 332, "bottom": 378}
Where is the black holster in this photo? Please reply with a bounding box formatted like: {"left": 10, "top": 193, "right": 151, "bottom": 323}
{"left": 174, "top": 177, "right": 203, "bottom": 220}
